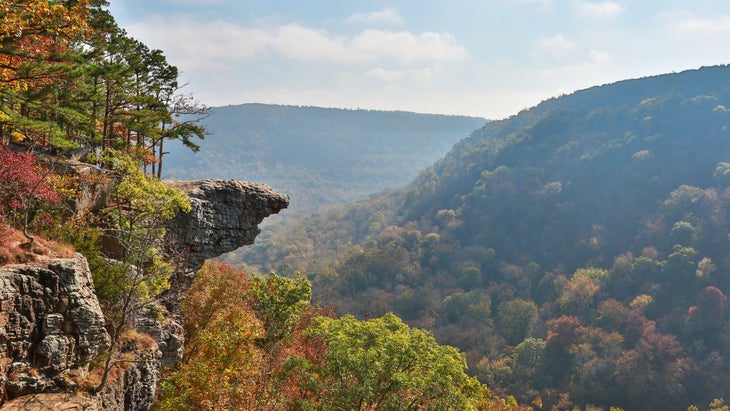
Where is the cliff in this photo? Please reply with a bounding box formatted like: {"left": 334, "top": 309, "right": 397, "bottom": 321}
{"left": 0, "top": 178, "right": 289, "bottom": 410}
{"left": 163, "top": 179, "right": 289, "bottom": 272}
{"left": 0, "top": 254, "right": 110, "bottom": 399}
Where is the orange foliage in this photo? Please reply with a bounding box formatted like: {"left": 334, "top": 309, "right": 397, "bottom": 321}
{"left": 158, "top": 261, "right": 332, "bottom": 410}
{"left": 0, "top": 1, "right": 92, "bottom": 145}
{"left": 157, "top": 261, "right": 532, "bottom": 410}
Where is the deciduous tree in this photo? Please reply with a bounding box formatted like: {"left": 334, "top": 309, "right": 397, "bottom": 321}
{"left": 286, "top": 313, "right": 496, "bottom": 410}
{"left": 0, "top": 147, "right": 60, "bottom": 243}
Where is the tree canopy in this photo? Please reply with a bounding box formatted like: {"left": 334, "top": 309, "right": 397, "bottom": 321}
{"left": 236, "top": 65, "right": 730, "bottom": 410}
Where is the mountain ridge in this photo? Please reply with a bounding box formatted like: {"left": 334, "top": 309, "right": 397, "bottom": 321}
{"left": 162, "top": 103, "right": 486, "bottom": 216}
{"left": 235, "top": 65, "right": 730, "bottom": 410}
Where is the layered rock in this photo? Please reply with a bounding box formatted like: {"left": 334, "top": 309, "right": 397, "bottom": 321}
{"left": 0, "top": 254, "right": 110, "bottom": 399}
{"left": 151, "top": 179, "right": 289, "bottom": 367}
{"left": 0, "top": 178, "right": 289, "bottom": 409}
{"left": 163, "top": 179, "right": 289, "bottom": 272}
{"left": 55, "top": 159, "right": 114, "bottom": 215}
{"left": 96, "top": 335, "right": 161, "bottom": 411}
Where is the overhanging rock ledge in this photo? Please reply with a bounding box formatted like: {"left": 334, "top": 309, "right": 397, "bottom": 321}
{"left": 163, "top": 179, "right": 290, "bottom": 272}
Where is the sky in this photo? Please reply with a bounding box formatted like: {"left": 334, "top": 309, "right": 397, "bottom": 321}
{"left": 108, "top": 0, "right": 730, "bottom": 120}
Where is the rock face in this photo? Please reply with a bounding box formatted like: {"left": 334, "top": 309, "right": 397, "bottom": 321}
{"left": 152, "top": 179, "right": 289, "bottom": 370}
{"left": 163, "top": 179, "right": 290, "bottom": 272}
{"left": 96, "top": 336, "right": 161, "bottom": 411}
{"left": 0, "top": 178, "right": 289, "bottom": 410}
{"left": 56, "top": 159, "right": 114, "bottom": 216}
{"left": 0, "top": 254, "right": 111, "bottom": 400}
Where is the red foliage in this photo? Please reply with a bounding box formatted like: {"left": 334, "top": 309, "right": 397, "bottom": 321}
{"left": 0, "top": 221, "right": 11, "bottom": 247}
{"left": 624, "top": 310, "right": 652, "bottom": 346}
{"left": 697, "top": 286, "right": 727, "bottom": 325}
{"left": 0, "top": 147, "right": 60, "bottom": 227}
{"left": 637, "top": 323, "right": 682, "bottom": 363}
{"left": 546, "top": 315, "right": 586, "bottom": 350}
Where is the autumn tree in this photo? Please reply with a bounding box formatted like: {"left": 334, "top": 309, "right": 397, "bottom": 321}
{"left": 285, "top": 313, "right": 498, "bottom": 410}
{"left": 157, "top": 262, "right": 263, "bottom": 410}
{"left": 248, "top": 271, "right": 312, "bottom": 349}
{"left": 0, "top": 0, "right": 94, "bottom": 147}
{"left": 157, "top": 262, "right": 328, "bottom": 410}
{"left": 545, "top": 315, "right": 585, "bottom": 381}
{"left": 0, "top": 1, "right": 205, "bottom": 169}
{"left": 498, "top": 298, "right": 539, "bottom": 346}
{"left": 0, "top": 147, "right": 61, "bottom": 243}
{"left": 92, "top": 149, "right": 191, "bottom": 393}
{"left": 687, "top": 285, "right": 727, "bottom": 343}
{"left": 509, "top": 337, "right": 546, "bottom": 390}
{"left": 614, "top": 322, "right": 691, "bottom": 410}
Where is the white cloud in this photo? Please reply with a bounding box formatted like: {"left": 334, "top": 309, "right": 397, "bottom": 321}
{"left": 364, "top": 67, "right": 433, "bottom": 82}
{"left": 126, "top": 16, "right": 466, "bottom": 70}
{"left": 535, "top": 33, "right": 576, "bottom": 59}
{"left": 676, "top": 14, "right": 730, "bottom": 34}
{"left": 588, "top": 49, "right": 611, "bottom": 65}
{"left": 347, "top": 8, "right": 403, "bottom": 25}
{"left": 576, "top": 1, "right": 625, "bottom": 20}
{"left": 127, "top": 16, "right": 268, "bottom": 70}
{"left": 366, "top": 67, "right": 406, "bottom": 82}
{"left": 271, "top": 24, "right": 348, "bottom": 62}
{"left": 350, "top": 30, "right": 467, "bottom": 64}
{"left": 538, "top": 49, "right": 612, "bottom": 83}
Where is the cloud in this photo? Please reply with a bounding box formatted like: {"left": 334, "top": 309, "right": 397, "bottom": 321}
{"left": 364, "top": 67, "right": 433, "bottom": 82}
{"left": 347, "top": 8, "right": 403, "bottom": 25}
{"left": 271, "top": 27, "right": 466, "bottom": 64}
{"left": 535, "top": 33, "right": 576, "bottom": 59}
{"left": 576, "top": 1, "right": 625, "bottom": 20}
{"left": 675, "top": 14, "right": 730, "bottom": 34}
{"left": 126, "top": 16, "right": 466, "bottom": 70}
{"left": 270, "top": 24, "right": 348, "bottom": 62}
{"left": 366, "top": 67, "right": 404, "bottom": 82}
{"left": 587, "top": 49, "right": 611, "bottom": 65}
{"left": 538, "top": 49, "right": 612, "bottom": 82}
{"left": 350, "top": 30, "right": 467, "bottom": 63}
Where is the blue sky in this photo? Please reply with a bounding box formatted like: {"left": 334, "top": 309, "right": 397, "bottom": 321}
{"left": 109, "top": 1, "right": 730, "bottom": 119}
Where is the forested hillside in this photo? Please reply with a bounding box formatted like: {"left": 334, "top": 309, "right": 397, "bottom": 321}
{"left": 0, "top": 2, "right": 520, "bottom": 409}
{"left": 162, "top": 104, "right": 485, "bottom": 214}
{"left": 240, "top": 65, "right": 730, "bottom": 410}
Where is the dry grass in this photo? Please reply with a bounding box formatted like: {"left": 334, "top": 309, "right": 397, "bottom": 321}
{"left": 0, "top": 392, "right": 98, "bottom": 411}
{"left": 121, "top": 329, "right": 159, "bottom": 351}
{"left": 0, "top": 225, "right": 76, "bottom": 266}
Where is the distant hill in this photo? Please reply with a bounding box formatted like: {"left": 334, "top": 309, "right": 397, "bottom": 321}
{"left": 237, "top": 65, "right": 730, "bottom": 410}
{"left": 162, "top": 104, "right": 486, "bottom": 216}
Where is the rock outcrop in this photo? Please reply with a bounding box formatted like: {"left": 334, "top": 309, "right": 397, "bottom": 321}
{"left": 152, "top": 179, "right": 289, "bottom": 369}
{"left": 0, "top": 178, "right": 289, "bottom": 410}
{"left": 55, "top": 159, "right": 114, "bottom": 216}
{"left": 163, "top": 179, "right": 289, "bottom": 272}
{"left": 0, "top": 254, "right": 110, "bottom": 400}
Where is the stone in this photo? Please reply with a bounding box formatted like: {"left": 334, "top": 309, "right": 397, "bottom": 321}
{"left": 135, "top": 312, "right": 184, "bottom": 368}
{"left": 0, "top": 254, "right": 111, "bottom": 400}
{"left": 163, "top": 179, "right": 289, "bottom": 272}
{"left": 43, "top": 314, "right": 64, "bottom": 335}
{"left": 0, "top": 178, "right": 289, "bottom": 409}
{"left": 152, "top": 179, "right": 289, "bottom": 369}
{"left": 1, "top": 392, "right": 101, "bottom": 410}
